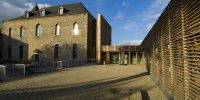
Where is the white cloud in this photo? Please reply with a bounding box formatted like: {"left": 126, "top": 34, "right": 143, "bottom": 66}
{"left": 122, "top": 0, "right": 170, "bottom": 35}
{"left": 114, "top": 11, "right": 124, "bottom": 20}
{"left": 122, "top": 1, "right": 128, "bottom": 7}
{"left": 0, "top": 0, "right": 50, "bottom": 23}
{"left": 141, "top": 0, "right": 170, "bottom": 21}
{"left": 115, "top": 40, "right": 142, "bottom": 45}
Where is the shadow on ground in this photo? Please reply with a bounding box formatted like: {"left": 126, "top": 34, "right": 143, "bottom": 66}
{"left": 0, "top": 72, "right": 152, "bottom": 100}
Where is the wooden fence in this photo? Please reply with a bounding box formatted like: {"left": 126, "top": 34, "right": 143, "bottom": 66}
{"left": 141, "top": 0, "right": 200, "bottom": 99}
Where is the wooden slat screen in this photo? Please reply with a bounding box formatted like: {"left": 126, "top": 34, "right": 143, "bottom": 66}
{"left": 141, "top": 0, "right": 200, "bottom": 99}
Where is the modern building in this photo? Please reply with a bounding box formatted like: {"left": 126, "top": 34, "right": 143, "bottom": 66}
{"left": 141, "top": 0, "right": 200, "bottom": 99}
{"left": 0, "top": 3, "right": 111, "bottom": 63}
{"left": 100, "top": 45, "right": 142, "bottom": 65}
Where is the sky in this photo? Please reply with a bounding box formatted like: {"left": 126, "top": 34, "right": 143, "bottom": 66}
{"left": 0, "top": 0, "right": 170, "bottom": 45}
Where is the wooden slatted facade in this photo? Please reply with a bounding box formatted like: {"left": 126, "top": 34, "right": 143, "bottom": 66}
{"left": 141, "top": 0, "right": 200, "bottom": 99}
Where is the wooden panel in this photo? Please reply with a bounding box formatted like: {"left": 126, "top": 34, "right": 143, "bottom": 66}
{"left": 183, "top": 0, "right": 200, "bottom": 99}
{"left": 169, "top": 1, "right": 185, "bottom": 99}
{"left": 141, "top": 0, "right": 200, "bottom": 99}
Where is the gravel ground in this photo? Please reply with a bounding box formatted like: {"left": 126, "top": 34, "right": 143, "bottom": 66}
{"left": 0, "top": 65, "right": 167, "bottom": 100}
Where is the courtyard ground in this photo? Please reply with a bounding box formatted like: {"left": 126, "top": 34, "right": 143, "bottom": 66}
{"left": 0, "top": 65, "right": 168, "bottom": 100}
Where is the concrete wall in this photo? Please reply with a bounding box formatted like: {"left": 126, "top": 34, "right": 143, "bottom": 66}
{"left": 1, "top": 13, "right": 93, "bottom": 62}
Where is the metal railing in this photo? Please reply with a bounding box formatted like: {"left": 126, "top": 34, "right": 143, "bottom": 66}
{"left": 0, "top": 59, "right": 96, "bottom": 79}
{"left": 62, "top": 59, "right": 96, "bottom": 68}
{"left": 0, "top": 64, "right": 25, "bottom": 77}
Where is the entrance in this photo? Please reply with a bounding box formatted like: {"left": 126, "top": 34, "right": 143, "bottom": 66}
{"left": 132, "top": 52, "right": 137, "bottom": 64}
{"left": 35, "top": 54, "right": 40, "bottom": 62}
{"left": 124, "top": 53, "right": 128, "bottom": 65}
{"left": 110, "top": 53, "right": 119, "bottom": 64}
{"left": 138, "top": 52, "right": 142, "bottom": 64}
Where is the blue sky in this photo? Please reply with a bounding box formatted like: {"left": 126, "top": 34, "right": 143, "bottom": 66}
{"left": 0, "top": 0, "right": 170, "bottom": 45}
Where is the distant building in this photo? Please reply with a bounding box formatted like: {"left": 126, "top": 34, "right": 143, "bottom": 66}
{"left": 0, "top": 3, "right": 111, "bottom": 63}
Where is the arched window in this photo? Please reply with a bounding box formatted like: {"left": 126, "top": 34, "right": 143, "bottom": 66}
{"left": 55, "top": 24, "right": 60, "bottom": 35}
{"left": 19, "top": 45, "right": 23, "bottom": 59}
{"left": 54, "top": 44, "right": 59, "bottom": 59}
{"left": 8, "top": 45, "right": 11, "bottom": 59}
{"left": 36, "top": 24, "right": 42, "bottom": 36}
{"left": 20, "top": 27, "right": 24, "bottom": 37}
{"left": 73, "top": 23, "right": 79, "bottom": 35}
{"left": 72, "top": 43, "right": 77, "bottom": 59}
{"left": 9, "top": 28, "right": 11, "bottom": 38}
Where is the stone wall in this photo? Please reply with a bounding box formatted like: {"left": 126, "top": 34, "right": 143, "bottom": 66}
{"left": 1, "top": 13, "right": 92, "bottom": 62}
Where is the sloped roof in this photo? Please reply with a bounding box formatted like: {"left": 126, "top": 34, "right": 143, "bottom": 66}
{"left": 12, "top": 2, "right": 89, "bottom": 20}
{"left": 31, "top": 5, "right": 39, "bottom": 11}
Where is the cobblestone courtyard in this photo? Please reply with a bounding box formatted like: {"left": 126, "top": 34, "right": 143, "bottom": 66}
{"left": 0, "top": 65, "right": 167, "bottom": 100}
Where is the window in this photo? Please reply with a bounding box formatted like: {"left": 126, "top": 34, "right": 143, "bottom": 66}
{"left": 59, "top": 7, "right": 63, "bottom": 14}
{"left": 73, "top": 23, "right": 79, "bottom": 35}
{"left": 55, "top": 24, "right": 60, "bottom": 35}
{"left": 25, "top": 11, "right": 29, "bottom": 18}
{"left": 20, "top": 27, "right": 24, "bottom": 37}
{"left": 0, "top": 52, "right": 2, "bottom": 60}
{"left": 36, "top": 24, "right": 42, "bottom": 36}
{"left": 40, "top": 9, "right": 45, "bottom": 16}
{"left": 9, "top": 28, "right": 11, "bottom": 38}
{"left": 0, "top": 33, "right": 2, "bottom": 41}
{"left": 19, "top": 45, "right": 23, "bottom": 59}
{"left": 8, "top": 45, "right": 11, "bottom": 59}
{"left": 73, "top": 43, "right": 77, "bottom": 59}
{"left": 54, "top": 44, "right": 59, "bottom": 59}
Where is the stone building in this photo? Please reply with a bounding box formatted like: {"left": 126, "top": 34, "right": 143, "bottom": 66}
{"left": 0, "top": 3, "right": 111, "bottom": 63}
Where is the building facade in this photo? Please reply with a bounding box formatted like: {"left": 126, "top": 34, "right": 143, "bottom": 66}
{"left": 0, "top": 3, "right": 111, "bottom": 63}
{"left": 100, "top": 45, "right": 142, "bottom": 65}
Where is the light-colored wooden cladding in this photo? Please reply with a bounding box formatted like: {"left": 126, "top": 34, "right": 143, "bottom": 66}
{"left": 141, "top": 0, "right": 200, "bottom": 99}
{"left": 183, "top": 0, "right": 200, "bottom": 99}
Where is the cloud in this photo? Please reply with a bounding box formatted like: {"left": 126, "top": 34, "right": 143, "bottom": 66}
{"left": 123, "top": 21, "right": 145, "bottom": 34}
{"left": 114, "top": 11, "right": 124, "bottom": 20}
{"left": 122, "top": 1, "right": 128, "bottom": 7}
{"left": 122, "top": 0, "right": 170, "bottom": 35}
{"left": 0, "top": 0, "right": 50, "bottom": 23}
{"left": 141, "top": 0, "right": 170, "bottom": 21}
{"left": 96, "top": 0, "right": 105, "bottom": 13}
{"left": 115, "top": 40, "right": 142, "bottom": 45}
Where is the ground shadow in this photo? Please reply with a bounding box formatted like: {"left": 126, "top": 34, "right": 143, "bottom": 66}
{"left": 0, "top": 72, "right": 149, "bottom": 100}
{"left": 141, "top": 90, "right": 150, "bottom": 100}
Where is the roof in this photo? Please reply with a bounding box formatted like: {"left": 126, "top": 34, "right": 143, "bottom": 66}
{"left": 11, "top": 3, "right": 89, "bottom": 20}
